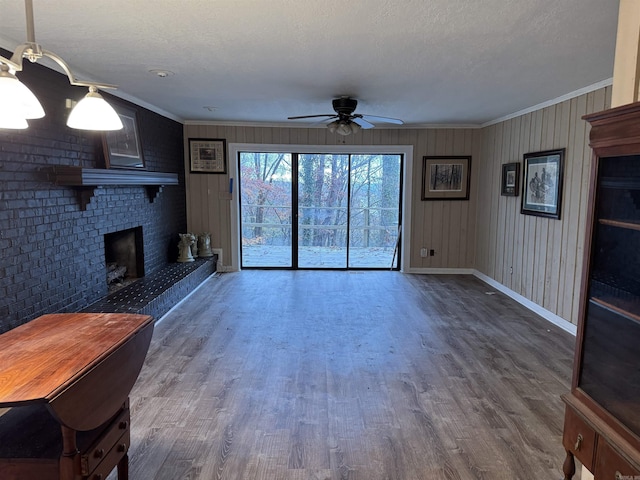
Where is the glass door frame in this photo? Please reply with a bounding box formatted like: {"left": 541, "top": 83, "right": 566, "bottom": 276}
{"left": 230, "top": 144, "right": 414, "bottom": 273}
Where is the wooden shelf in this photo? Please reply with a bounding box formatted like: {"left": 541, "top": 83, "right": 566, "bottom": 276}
{"left": 600, "top": 177, "right": 640, "bottom": 190}
{"left": 52, "top": 166, "right": 179, "bottom": 186}
{"left": 598, "top": 218, "right": 640, "bottom": 231}
{"left": 51, "top": 166, "right": 179, "bottom": 210}
{"left": 590, "top": 297, "right": 640, "bottom": 325}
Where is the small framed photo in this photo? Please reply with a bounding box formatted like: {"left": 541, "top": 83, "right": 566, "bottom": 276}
{"left": 189, "top": 138, "right": 227, "bottom": 174}
{"left": 421, "top": 156, "right": 471, "bottom": 200}
{"left": 103, "top": 104, "right": 145, "bottom": 169}
{"left": 501, "top": 162, "right": 520, "bottom": 196}
{"left": 521, "top": 149, "right": 565, "bottom": 219}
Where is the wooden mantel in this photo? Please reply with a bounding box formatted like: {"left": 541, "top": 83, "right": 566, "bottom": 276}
{"left": 51, "top": 166, "right": 180, "bottom": 210}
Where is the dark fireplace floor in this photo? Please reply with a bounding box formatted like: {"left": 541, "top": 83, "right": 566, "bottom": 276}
{"left": 82, "top": 258, "right": 216, "bottom": 320}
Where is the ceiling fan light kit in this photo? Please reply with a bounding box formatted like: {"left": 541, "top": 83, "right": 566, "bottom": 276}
{"left": 0, "top": 0, "right": 123, "bottom": 131}
{"left": 327, "top": 119, "right": 361, "bottom": 136}
{"left": 288, "top": 96, "right": 404, "bottom": 136}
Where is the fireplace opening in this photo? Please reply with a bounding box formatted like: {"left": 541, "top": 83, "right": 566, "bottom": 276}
{"left": 105, "top": 226, "right": 144, "bottom": 293}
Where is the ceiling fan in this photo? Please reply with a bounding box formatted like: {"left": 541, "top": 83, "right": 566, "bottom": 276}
{"left": 287, "top": 96, "right": 404, "bottom": 135}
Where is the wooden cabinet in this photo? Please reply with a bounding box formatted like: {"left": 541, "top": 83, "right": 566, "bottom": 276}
{"left": 562, "top": 101, "right": 640, "bottom": 479}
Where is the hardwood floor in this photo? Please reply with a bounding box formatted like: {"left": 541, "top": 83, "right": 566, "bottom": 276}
{"left": 115, "top": 271, "right": 576, "bottom": 480}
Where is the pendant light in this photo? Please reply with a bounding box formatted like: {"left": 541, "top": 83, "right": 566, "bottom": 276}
{"left": 0, "top": 0, "right": 123, "bottom": 131}
{"left": 0, "top": 64, "right": 45, "bottom": 120}
{"left": 67, "top": 86, "right": 123, "bottom": 131}
{"left": 0, "top": 111, "right": 29, "bottom": 129}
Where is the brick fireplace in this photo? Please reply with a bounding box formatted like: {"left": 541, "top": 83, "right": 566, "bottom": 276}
{"left": 0, "top": 51, "right": 187, "bottom": 333}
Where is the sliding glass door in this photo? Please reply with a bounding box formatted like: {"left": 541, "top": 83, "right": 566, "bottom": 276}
{"left": 239, "top": 152, "right": 402, "bottom": 269}
{"left": 298, "top": 154, "right": 349, "bottom": 268}
{"left": 349, "top": 155, "right": 402, "bottom": 268}
{"left": 239, "top": 152, "right": 293, "bottom": 267}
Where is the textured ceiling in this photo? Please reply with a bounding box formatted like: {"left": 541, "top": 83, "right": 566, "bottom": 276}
{"left": 0, "top": 0, "right": 619, "bottom": 127}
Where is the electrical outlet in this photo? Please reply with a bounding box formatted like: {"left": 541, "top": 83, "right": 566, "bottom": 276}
{"left": 429, "top": 249, "right": 435, "bottom": 256}
{"left": 420, "top": 248, "right": 427, "bottom": 257}
{"left": 509, "top": 266, "right": 513, "bottom": 274}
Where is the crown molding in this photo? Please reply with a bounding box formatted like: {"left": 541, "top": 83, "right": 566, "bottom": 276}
{"left": 481, "top": 78, "right": 613, "bottom": 128}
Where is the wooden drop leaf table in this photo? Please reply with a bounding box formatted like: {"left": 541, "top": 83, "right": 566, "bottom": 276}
{"left": 0, "top": 313, "right": 154, "bottom": 480}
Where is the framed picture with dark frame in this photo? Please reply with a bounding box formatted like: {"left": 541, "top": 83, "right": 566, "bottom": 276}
{"left": 501, "top": 162, "right": 520, "bottom": 196}
{"left": 189, "top": 138, "right": 227, "bottom": 174}
{"left": 102, "top": 104, "right": 145, "bottom": 169}
{"left": 521, "top": 148, "right": 565, "bottom": 219}
{"left": 421, "top": 156, "right": 471, "bottom": 200}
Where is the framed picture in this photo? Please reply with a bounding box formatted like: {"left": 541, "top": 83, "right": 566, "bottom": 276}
{"left": 189, "top": 138, "right": 227, "bottom": 174}
{"left": 421, "top": 156, "right": 471, "bottom": 200}
{"left": 103, "top": 104, "right": 145, "bottom": 169}
{"left": 501, "top": 162, "right": 520, "bottom": 196}
{"left": 521, "top": 148, "right": 565, "bottom": 219}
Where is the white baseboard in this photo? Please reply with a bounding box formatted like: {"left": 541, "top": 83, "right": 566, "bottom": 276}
{"left": 404, "top": 267, "right": 475, "bottom": 275}
{"left": 582, "top": 465, "right": 594, "bottom": 480}
{"left": 472, "top": 270, "right": 577, "bottom": 336}
{"left": 210, "top": 248, "right": 238, "bottom": 272}
{"left": 403, "top": 267, "right": 577, "bottom": 335}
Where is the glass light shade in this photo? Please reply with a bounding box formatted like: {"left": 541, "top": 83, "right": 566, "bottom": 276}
{"left": 67, "top": 88, "right": 123, "bottom": 131}
{"left": 327, "top": 119, "right": 360, "bottom": 136}
{"left": 336, "top": 124, "right": 350, "bottom": 135}
{"left": 0, "top": 112, "right": 29, "bottom": 129}
{"left": 327, "top": 120, "right": 360, "bottom": 136}
{"left": 335, "top": 121, "right": 353, "bottom": 136}
{"left": 0, "top": 68, "right": 45, "bottom": 119}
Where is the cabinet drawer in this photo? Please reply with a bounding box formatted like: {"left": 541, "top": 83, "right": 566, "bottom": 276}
{"left": 594, "top": 440, "right": 640, "bottom": 480}
{"left": 85, "top": 431, "right": 130, "bottom": 480}
{"left": 563, "top": 405, "right": 597, "bottom": 471}
{"left": 80, "top": 408, "right": 130, "bottom": 476}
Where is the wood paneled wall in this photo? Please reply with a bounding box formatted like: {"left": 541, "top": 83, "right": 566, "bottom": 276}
{"left": 476, "top": 87, "right": 611, "bottom": 325}
{"left": 185, "top": 88, "right": 610, "bottom": 326}
{"left": 410, "top": 129, "right": 481, "bottom": 270}
{"left": 183, "top": 125, "right": 482, "bottom": 271}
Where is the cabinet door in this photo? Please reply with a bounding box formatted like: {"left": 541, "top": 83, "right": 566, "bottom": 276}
{"left": 579, "top": 154, "right": 640, "bottom": 438}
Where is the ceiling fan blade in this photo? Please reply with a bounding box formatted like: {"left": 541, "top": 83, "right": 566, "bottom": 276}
{"left": 287, "top": 114, "right": 335, "bottom": 120}
{"left": 352, "top": 117, "right": 375, "bottom": 129}
{"left": 310, "top": 116, "right": 339, "bottom": 126}
{"left": 360, "top": 115, "right": 404, "bottom": 125}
